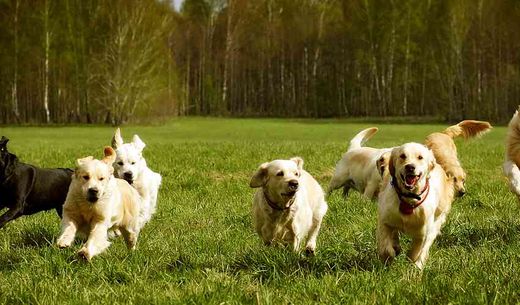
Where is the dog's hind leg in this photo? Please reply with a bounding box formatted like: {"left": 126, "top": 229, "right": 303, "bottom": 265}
{"left": 120, "top": 226, "right": 139, "bottom": 250}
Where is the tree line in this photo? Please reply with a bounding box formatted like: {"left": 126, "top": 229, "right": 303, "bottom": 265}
{"left": 1, "top": 0, "right": 519, "bottom": 124}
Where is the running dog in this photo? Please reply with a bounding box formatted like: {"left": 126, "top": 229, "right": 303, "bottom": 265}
{"left": 328, "top": 127, "right": 391, "bottom": 200}
{"left": 111, "top": 128, "right": 162, "bottom": 227}
{"left": 425, "top": 120, "right": 491, "bottom": 197}
{"left": 377, "top": 143, "right": 454, "bottom": 269}
{"left": 250, "top": 157, "right": 328, "bottom": 254}
{"left": 0, "top": 136, "right": 72, "bottom": 229}
{"left": 504, "top": 108, "right": 520, "bottom": 200}
{"left": 56, "top": 147, "right": 141, "bottom": 261}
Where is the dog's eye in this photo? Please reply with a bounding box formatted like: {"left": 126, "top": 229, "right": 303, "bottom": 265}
{"left": 83, "top": 175, "right": 90, "bottom": 180}
{"left": 99, "top": 177, "right": 105, "bottom": 181}
{"left": 418, "top": 155, "right": 423, "bottom": 160}
{"left": 400, "top": 154, "right": 406, "bottom": 160}
{"left": 454, "top": 177, "right": 458, "bottom": 182}
{"left": 131, "top": 162, "right": 136, "bottom": 165}
{"left": 295, "top": 172, "right": 299, "bottom": 177}
{"left": 117, "top": 161, "right": 124, "bottom": 166}
{"left": 276, "top": 171, "right": 284, "bottom": 177}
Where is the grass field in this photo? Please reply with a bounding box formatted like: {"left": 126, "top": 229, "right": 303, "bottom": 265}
{"left": 0, "top": 117, "right": 518, "bottom": 304}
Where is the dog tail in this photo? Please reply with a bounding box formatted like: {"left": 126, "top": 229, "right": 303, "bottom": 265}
{"left": 348, "top": 127, "right": 378, "bottom": 150}
{"left": 442, "top": 120, "right": 492, "bottom": 139}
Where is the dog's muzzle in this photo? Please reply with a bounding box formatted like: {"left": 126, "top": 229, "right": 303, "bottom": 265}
{"left": 87, "top": 188, "right": 99, "bottom": 203}
{"left": 123, "top": 172, "right": 134, "bottom": 184}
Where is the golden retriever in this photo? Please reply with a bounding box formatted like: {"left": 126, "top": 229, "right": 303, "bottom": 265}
{"left": 425, "top": 120, "right": 491, "bottom": 197}
{"left": 328, "top": 127, "right": 391, "bottom": 200}
{"left": 56, "top": 147, "right": 141, "bottom": 261}
{"left": 249, "top": 157, "right": 328, "bottom": 254}
{"left": 377, "top": 143, "right": 454, "bottom": 269}
{"left": 504, "top": 108, "right": 520, "bottom": 200}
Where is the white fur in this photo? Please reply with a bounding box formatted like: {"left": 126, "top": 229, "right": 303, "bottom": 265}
{"left": 250, "top": 158, "right": 328, "bottom": 253}
{"left": 377, "top": 143, "right": 453, "bottom": 269}
{"left": 328, "top": 127, "right": 391, "bottom": 199}
{"left": 112, "top": 128, "right": 162, "bottom": 228}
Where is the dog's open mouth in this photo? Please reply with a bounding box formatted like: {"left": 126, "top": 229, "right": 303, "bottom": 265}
{"left": 401, "top": 173, "right": 421, "bottom": 190}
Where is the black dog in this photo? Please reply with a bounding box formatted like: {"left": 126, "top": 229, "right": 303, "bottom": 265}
{"left": 0, "top": 136, "right": 72, "bottom": 229}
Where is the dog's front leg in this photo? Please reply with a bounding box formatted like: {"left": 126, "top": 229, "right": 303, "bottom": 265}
{"left": 57, "top": 215, "right": 78, "bottom": 248}
{"left": 377, "top": 222, "right": 399, "bottom": 263}
{"left": 414, "top": 223, "right": 440, "bottom": 269}
{"left": 78, "top": 222, "right": 110, "bottom": 260}
{"left": 0, "top": 207, "right": 24, "bottom": 229}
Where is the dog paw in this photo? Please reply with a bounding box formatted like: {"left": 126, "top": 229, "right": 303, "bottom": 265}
{"left": 77, "top": 248, "right": 92, "bottom": 261}
{"left": 305, "top": 247, "right": 316, "bottom": 256}
{"left": 56, "top": 239, "right": 70, "bottom": 249}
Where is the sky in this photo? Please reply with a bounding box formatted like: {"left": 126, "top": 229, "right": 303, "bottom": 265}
{"left": 172, "top": 0, "right": 184, "bottom": 11}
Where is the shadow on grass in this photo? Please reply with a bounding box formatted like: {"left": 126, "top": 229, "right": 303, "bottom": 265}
{"left": 0, "top": 253, "right": 23, "bottom": 271}
{"left": 227, "top": 244, "right": 379, "bottom": 282}
{"left": 437, "top": 220, "right": 520, "bottom": 249}
{"left": 12, "top": 226, "right": 55, "bottom": 249}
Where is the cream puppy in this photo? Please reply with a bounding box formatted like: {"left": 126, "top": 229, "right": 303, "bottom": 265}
{"left": 111, "top": 128, "right": 162, "bottom": 227}
{"left": 377, "top": 143, "right": 454, "bottom": 269}
{"left": 504, "top": 108, "right": 520, "bottom": 200}
{"left": 328, "top": 127, "right": 391, "bottom": 199}
{"left": 56, "top": 147, "right": 141, "bottom": 261}
{"left": 249, "top": 157, "right": 328, "bottom": 254}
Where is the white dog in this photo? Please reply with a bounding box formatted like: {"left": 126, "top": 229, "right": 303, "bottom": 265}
{"left": 328, "top": 127, "right": 391, "bottom": 199}
{"left": 249, "top": 157, "right": 328, "bottom": 254}
{"left": 377, "top": 143, "right": 454, "bottom": 269}
{"left": 111, "top": 128, "right": 162, "bottom": 227}
{"left": 56, "top": 147, "right": 141, "bottom": 261}
{"left": 504, "top": 108, "right": 520, "bottom": 201}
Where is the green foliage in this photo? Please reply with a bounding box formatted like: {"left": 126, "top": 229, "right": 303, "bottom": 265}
{"left": 0, "top": 118, "right": 518, "bottom": 303}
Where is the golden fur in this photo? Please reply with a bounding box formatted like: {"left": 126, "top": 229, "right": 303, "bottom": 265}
{"left": 425, "top": 120, "right": 491, "bottom": 196}
{"left": 56, "top": 147, "right": 141, "bottom": 261}
{"left": 328, "top": 127, "right": 391, "bottom": 199}
{"left": 504, "top": 108, "right": 520, "bottom": 200}
{"left": 250, "top": 157, "right": 328, "bottom": 254}
{"left": 377, "top": 143, "right": 454, "bottom": 269}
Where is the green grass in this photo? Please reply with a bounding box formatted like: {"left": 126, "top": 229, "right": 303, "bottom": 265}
{"left": 0, "top": 117, "right": 518, "bottom": 304}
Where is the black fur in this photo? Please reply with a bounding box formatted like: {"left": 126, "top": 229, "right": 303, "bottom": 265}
{"left": 0, "top": 136, "right": 72, "bottom": 229}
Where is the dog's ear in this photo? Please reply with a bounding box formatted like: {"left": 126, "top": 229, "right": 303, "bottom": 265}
{"left": 132, "top": 135, "right": 146, "bottom": 152}
{"left": 102, "top": 146, "right": 117, "bottom": 165}
{"left": 428, "top": 150, "right": 436, "bottom": 173}
{"left": 0, "top": 136, "right": 9, "bottom": 149}
{"left": 250, "top": 162, "right": 269, "bottom": 188}
{"left": 112, "top": 128, "right": 124, "bottom": 149}
{"left": 76, "top": 156, "right": 93, "bottom": 167}
{"left": 376, "top": 151, "right": 390, "bottom": 177}
{"left": 290, "top": 157, "right": 304, "bottom": 170}
{"left": 388, "top": 149, "right": 396, "bottom": 178}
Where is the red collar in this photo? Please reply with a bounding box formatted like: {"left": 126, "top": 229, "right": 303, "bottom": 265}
{"left": 391, "top": 177, "right": 430, "bottom": 215}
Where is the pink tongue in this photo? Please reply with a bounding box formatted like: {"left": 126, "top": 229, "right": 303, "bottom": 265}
{"left": 406, "top": 175, "right": 418, "bottom": 186}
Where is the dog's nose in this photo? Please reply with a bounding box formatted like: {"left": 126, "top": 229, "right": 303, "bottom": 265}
{"left": 288, "top": 180, "right": 299, "bottom": 189}
{"left": 123, "top": 172, "right": 133, "bottom": 180}
{"left": 405, "top": 164, "right": 415, "bottom": 172}
{"left": 87, "top": 188, "right": 99, "bottom": 195}
{"left": 458, "top": 190, "right": 466, "bottom": 197}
